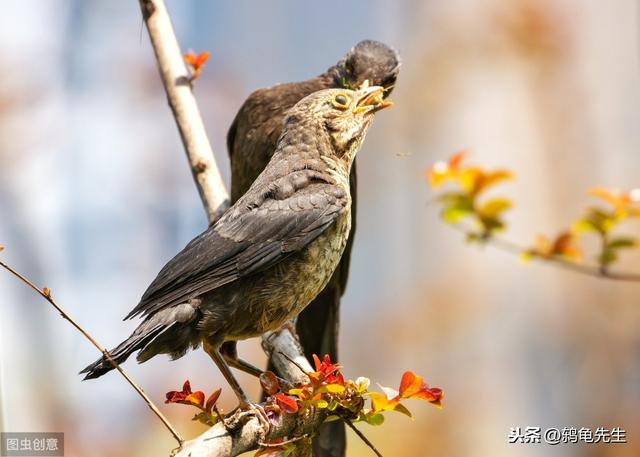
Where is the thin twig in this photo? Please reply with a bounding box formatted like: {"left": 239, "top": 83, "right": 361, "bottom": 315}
{"left": 258, "top": 434, "right": 310, "bottom": 448}
{"left": 343, "top": 418, "right": 384, "bottom": 457}
{"left": 0, "top": 259, "right": 183, "bottom": 444}
{"left": 448, "top": 223, "right": 640, "bottom": 282}
{"left": 278, "top": 351, "right": 309, "bottom": 376}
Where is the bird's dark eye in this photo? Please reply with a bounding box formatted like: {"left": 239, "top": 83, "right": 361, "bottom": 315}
{"left": 332, "top": 93, "right": 350, "bottom": 109}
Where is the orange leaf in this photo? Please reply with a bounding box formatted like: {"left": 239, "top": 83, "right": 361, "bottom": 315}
{"left": 274, "top": 393, "right": 299, "bottom": 414}
{"left": 449, "top": 150, "right": 467, "bottom": 170}
{"left": 426, "top": 151, "right": 468, "bottom": 189}
{"left": 398, "top": 371, "right": 444, "bottom": 407}
{"left": 369, "top": 392, "right": 412, "bottom": 418}
{"left": 184, "top": 391, "right": 205, "bottom": 407}
{"left": 183, "top": 50, "right": 210, "bottom": 70}
{"left": 527, "top": 232, "right": 582, "bottom": 261}
{"left": 589, "top": 186, "right": 640, "bottom": 218}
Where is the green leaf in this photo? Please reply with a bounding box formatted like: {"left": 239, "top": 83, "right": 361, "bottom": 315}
{"left": 608, "top": 237, "right": 636, "bottom": 250}
{"left": 575, "top": 208, "right": 616, "bottom": 234}
{"left": 364, "top": 413, "right": 385, "bottom": 426}
{"left": 392, "top": 403, "right": 413, "bottom": 418}
{"left": 192, "top": 411, "right": 218, "bottom": 426}
{"left": 441, "top": 206, "right": 472, "bottom": 223}
{"left": 598, "top": 248, "right": 617, "bottom": 266}
{"left": 479, "top": 216, "right": 505, "bottom": 235}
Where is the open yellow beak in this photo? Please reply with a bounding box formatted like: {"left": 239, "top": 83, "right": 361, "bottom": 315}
{"left": 353, "top": 86, "right": 393, "bottom": 115}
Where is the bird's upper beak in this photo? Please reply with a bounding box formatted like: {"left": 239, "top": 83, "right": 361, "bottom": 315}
{"left": 353, "top": 85, "right": 393, "bottom": 115}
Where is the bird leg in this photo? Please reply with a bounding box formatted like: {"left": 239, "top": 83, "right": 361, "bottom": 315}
{"left": 203, "top": 341, "right": 270, "bottom": 432}
{"left": 220, "top": 341, "right": 263, "bottom": 378}
{"left": 220, "top": 341, "right": 294, "bottom": 390}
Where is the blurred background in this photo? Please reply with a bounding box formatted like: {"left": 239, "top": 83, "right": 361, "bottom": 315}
{"left": 1, "top": 0, "right": 640, "bottom": 456}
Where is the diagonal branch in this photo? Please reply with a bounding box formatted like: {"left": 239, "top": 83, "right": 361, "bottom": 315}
{"left": 139, "top": 0, "right": 229, "bottom": 224}
{"left": 447, "top": 223, "right": 640, "bottom": 282}
{"left": 0, "top": 256, "right": 184, "bottom": 444}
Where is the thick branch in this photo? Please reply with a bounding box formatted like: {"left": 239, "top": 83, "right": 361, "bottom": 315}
{"left": 173, "top": 405, "right": 324, "bottom": 457}
{"left": 262, "top": 328, "right": 313, "bottom": 384}
{"left": 140, "top": 0, "right": 229, "bottom": 224}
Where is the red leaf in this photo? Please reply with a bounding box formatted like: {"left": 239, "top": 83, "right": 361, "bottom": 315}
{"left": 205, "top": 388, "right": 222, "bottom": 413}
{"left": 274, "top": 393, "right": 299, "bottom": 414}
{"left": 310, "top": 354, "right": 341, "bottom": 384}
{"left": 165, "top": 379, "right": 206, "bottom": 408}
{"left": 260, "top": 371, "right": 281, "bottom": 396}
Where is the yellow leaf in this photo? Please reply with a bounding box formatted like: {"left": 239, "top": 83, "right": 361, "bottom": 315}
{"left": 478, "top": 198, "right": 512, "bottom": 219}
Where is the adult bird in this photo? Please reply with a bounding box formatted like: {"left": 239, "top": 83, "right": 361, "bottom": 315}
{"left": 81, "top": 87, "right": 392, "bottom": 429}
{"left": 227, "top": 38, "right": 399, "bottom": 382}
{"left": 227, "top": 42, "right": 398, "bottom": 454}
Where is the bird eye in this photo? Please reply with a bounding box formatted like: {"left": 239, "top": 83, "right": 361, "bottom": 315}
{"left": 332, "top": 93, "right": 350, "bottom": 109}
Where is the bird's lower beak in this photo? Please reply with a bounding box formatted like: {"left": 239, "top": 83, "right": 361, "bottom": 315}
{"left": 353, "top": 86, "right": 393, "bottom": 115}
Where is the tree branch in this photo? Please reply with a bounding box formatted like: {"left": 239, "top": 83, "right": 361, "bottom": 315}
{"left": 173, "top": 402, "right": 325, "bottom": 457}
{"left": 139, "top": 0, "right": 229, "bottom": 224}
{"left": 0, "top": 256, "right": 184, "bottom": 444}
{"left": 448, "top": 223, "right": 640, "bottom": 282}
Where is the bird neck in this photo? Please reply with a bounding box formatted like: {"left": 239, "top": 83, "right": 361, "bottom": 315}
{"left": 322, "top": 62, "right": 346, "bottom": 88}
{"left": 278, "top": 121, "right": 351, "bottom": 180}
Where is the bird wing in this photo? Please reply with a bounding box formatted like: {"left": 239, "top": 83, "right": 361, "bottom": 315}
{"left": 125, "top": 174, "right": 348, "bottom": 320}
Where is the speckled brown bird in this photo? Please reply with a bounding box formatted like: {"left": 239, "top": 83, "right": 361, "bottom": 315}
{"left": 227, "top": 39, "right": 400, "bottom": 374}
{"left": 81, "top": 87, "right": 391, "bottom": 418}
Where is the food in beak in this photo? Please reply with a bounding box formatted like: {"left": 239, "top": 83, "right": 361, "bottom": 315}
{"left": 354, "top": 87, "right": 393, "bottom": 114}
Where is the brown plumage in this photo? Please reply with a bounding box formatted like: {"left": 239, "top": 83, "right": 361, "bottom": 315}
{"left": 227, "top": 41, "right": 399, "bottom": 455}
{"left": 81, "top": 87, "right": 391, "bottom": 429}
{"left": 228, "top": 41, "right": 399, "bottom": 360}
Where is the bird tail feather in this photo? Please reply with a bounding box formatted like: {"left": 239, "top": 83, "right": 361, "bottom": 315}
{"left": 79, "top": 325, "right": 165, "bottom": 379}
{"left": 80, "top": 303, "right": 199, "bottom": 380}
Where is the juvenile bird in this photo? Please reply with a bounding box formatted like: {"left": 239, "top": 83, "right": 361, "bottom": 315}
{"left": 228, "top": 39, "right": 400, "bottom": 381}
{"left": 81, "top": 87, "right": 392, "bottom": 417}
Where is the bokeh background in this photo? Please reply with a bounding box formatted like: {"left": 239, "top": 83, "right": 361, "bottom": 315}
{"left": 1, "top": 1, "right": 640, "bottom": 456}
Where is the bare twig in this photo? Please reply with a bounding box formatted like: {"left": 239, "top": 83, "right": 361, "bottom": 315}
{"left": 139, "top": 0, "right": 229, "bottom": 224}
{"left": 448, "top": 223, "right": 640, "bottom": 282}
{"left": 0, "top": 258, "right": 183, "bottom": 444}
{"left": 343, "top": 419, "right": 384, "bottom": 457}
{"left": 258, "top": 434, "right": 310, "bottom": 448}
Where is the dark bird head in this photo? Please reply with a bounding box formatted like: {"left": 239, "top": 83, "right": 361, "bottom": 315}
{"left": 280, "top": 85, "right": 392, "bottom": 168}
{"left": 329, "top": 40, "right": 400, "bottom": 97}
